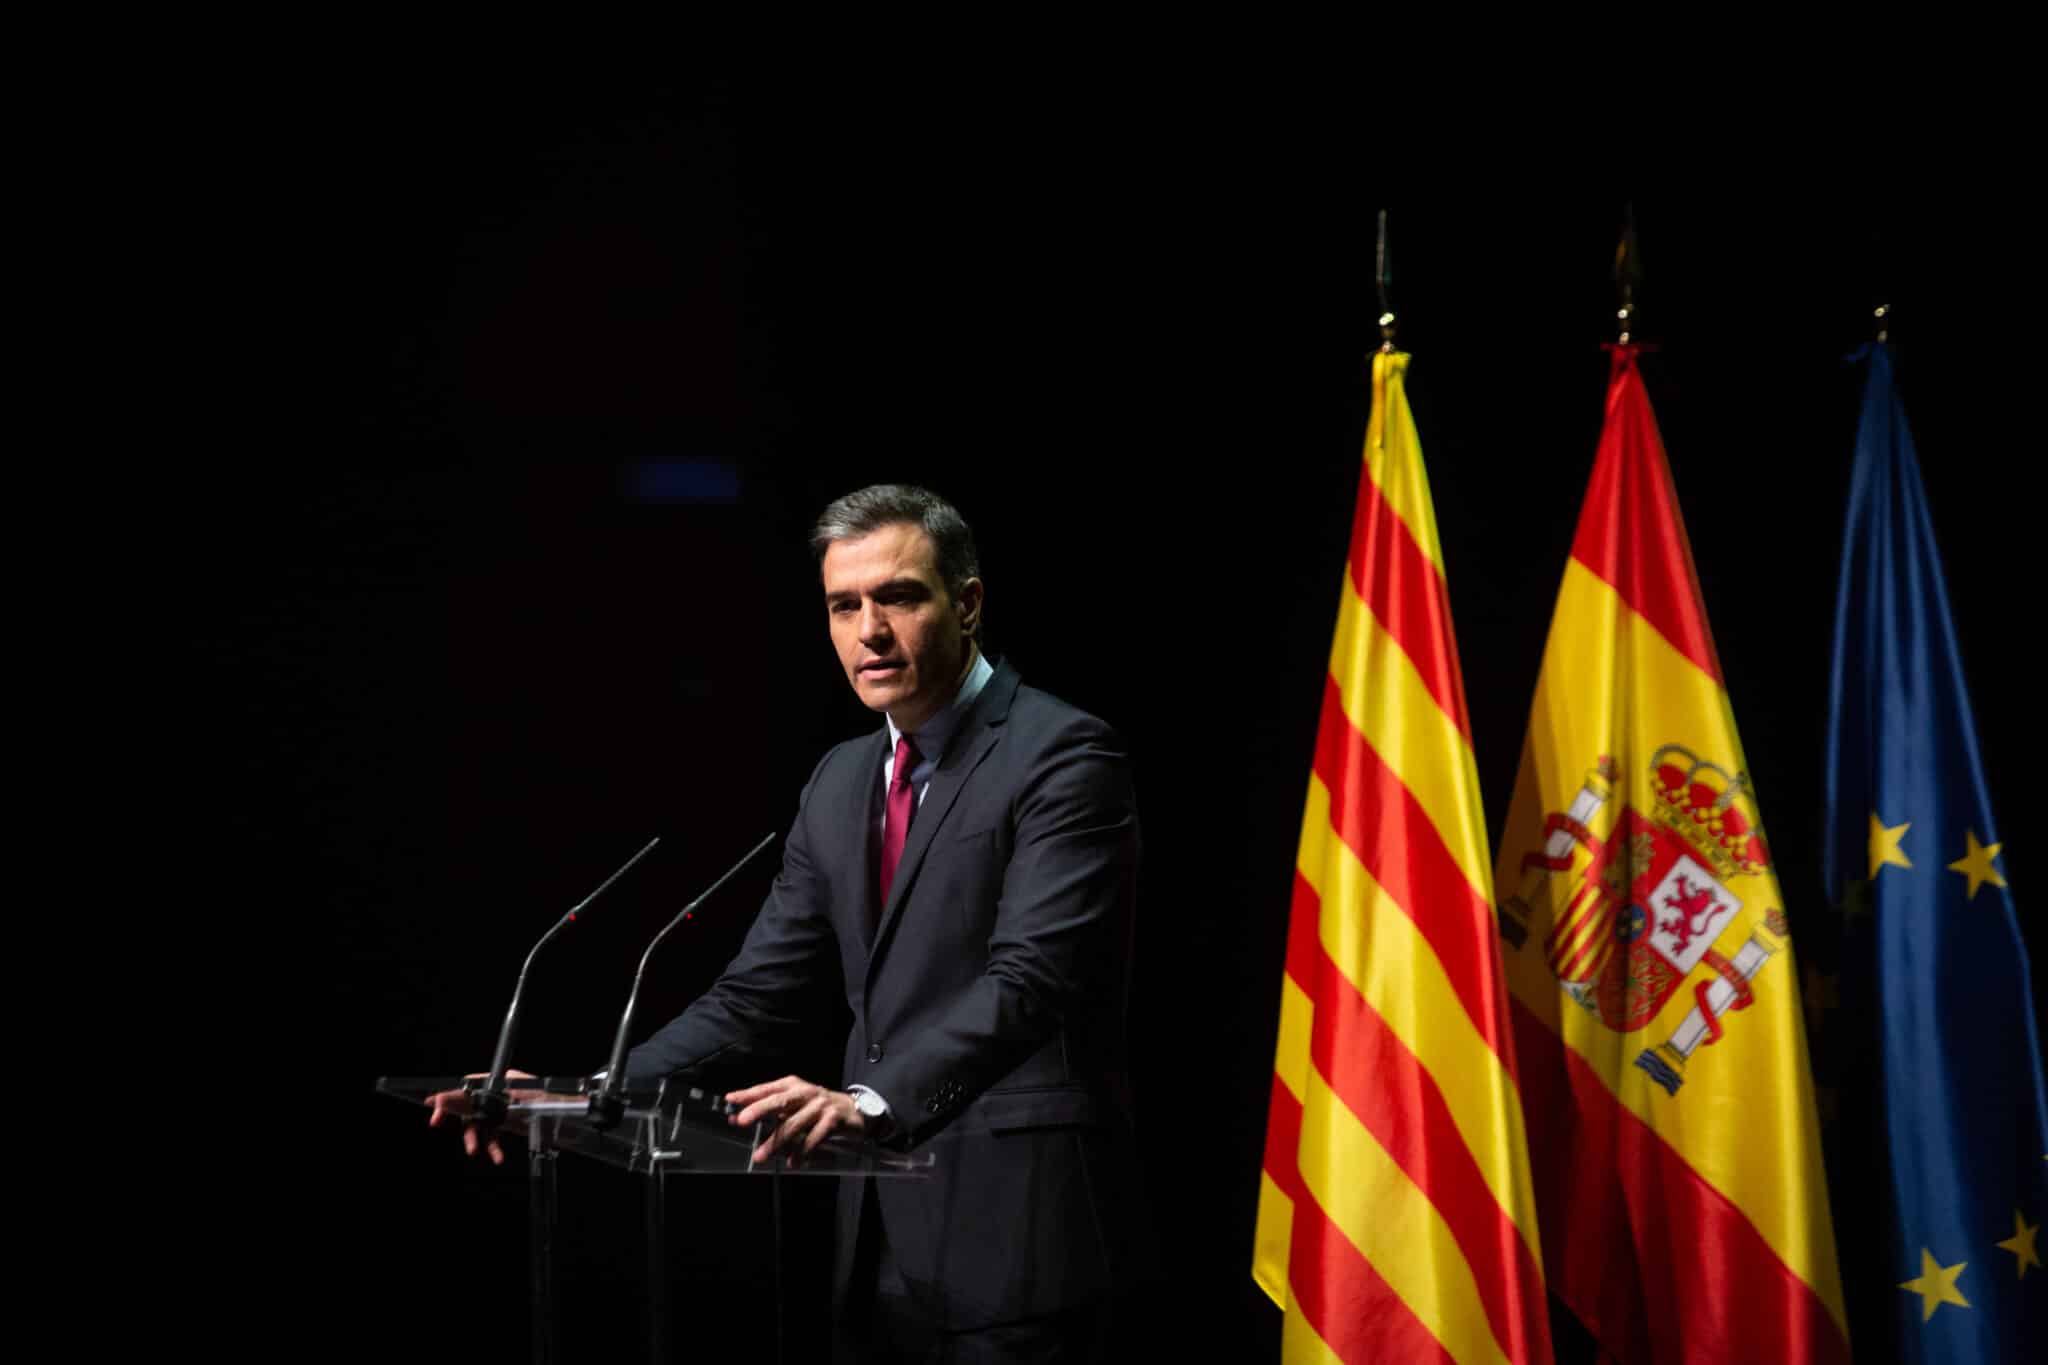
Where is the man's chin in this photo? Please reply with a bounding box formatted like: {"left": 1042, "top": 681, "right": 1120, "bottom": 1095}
{"left": 854, "top": 673, "right": 908, "bottom": 711}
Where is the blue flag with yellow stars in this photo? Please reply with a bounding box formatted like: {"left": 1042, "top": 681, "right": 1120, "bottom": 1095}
{"left": 1822, "top": 340, "right": 2047, "bottom": 1361}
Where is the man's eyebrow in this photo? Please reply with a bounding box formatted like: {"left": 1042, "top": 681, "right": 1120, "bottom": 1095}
{"left": 824, "top": 577, "right": 931, "bottom": 600}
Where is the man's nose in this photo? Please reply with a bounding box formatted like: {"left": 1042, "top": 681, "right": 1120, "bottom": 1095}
{"left": 858, "top": 601, "right": 890, "bottom": 645}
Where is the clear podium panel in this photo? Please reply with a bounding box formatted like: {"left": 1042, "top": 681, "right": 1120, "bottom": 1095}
{"left": 377, "top": 1076, "right": 934, "bottom": 1178}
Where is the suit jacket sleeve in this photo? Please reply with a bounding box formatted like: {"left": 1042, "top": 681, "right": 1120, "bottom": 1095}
{"left": 868, "top": 710, "right": 1138, "bottom": 1146}
{"left": 622, "top": 754, "right": 844, "bottom": 1086}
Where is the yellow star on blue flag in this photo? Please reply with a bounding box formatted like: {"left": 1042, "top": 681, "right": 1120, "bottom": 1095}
{"left": 1899, "top": 1248, "right": 1970, "bottom": 1321}
{"left": 1870, "top": 814, "right": 1912, "bottom": 878}
{"left": 1995, "top": 1211, "right": 2041, "bottom": 1279}
{"left": 1946, "top": 830, "right": 2005, "bottom": 900}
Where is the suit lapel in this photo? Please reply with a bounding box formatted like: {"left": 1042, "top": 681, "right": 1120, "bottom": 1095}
{"left": 866, "top": 661, "right": 1019, "bottom": 971}
{"left": 853, "top": 727, "right": 890, "bottom": 949}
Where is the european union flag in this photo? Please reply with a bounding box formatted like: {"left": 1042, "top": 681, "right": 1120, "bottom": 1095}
{"left": 1823, "top": 342, "right": 2047, "bottom": 1361}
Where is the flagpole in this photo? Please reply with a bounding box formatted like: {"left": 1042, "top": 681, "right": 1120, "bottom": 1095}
{"left": 1375, "top": 208, "right": 1397, "bottom": 354}
{"left": 1614, "top": 202, "right": 1642, "bottom": 345}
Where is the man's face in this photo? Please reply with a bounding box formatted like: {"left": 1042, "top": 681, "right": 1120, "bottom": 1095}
{"left": 822, "top": 522, "right": 982, "bottom": 734}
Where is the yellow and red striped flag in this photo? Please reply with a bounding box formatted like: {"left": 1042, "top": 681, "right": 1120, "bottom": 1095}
{"left": 1254, "top": 350, "right": 1554, "bottom": 1364}
{"left": 1492, "top": 346, "right": 1849, "bottom": 1363}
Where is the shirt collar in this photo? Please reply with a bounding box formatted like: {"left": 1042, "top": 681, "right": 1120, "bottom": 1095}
{"left": 886, "top": 649, "right": 993, "bottom": 761}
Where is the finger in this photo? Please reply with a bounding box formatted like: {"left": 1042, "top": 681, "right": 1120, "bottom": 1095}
{"left": 784, "top": 1096, "right": 837, "bottom": 1166}
{"left": 729, "top": 1093, "right": 778, "bottom": 1123}
{"left": 726, "top": 1078, "right": 783, "bottom": 1104}
{"left": 775, "top": 1095, "right": 835, "bottom": 1161}
{"left": 751, "top": 1100, "right": 814, "bottom": 1163}
{"left": 733, "top": 1095, "right": 786, "bottom": 1127}
{"left": 488, "top": 1138, "right": 504, "bottom": 1166}
{"left": 738, "top": 1083, "right": 816, "bottom": 1127}
{"left": 726, "top": 1076, "right": 800, "bottom": 1107}
{"left": 463, "top": 1126, "right": 478, "bottom": 1157}
{"left": 802, "top": 1107, "right": 840, "bottom": 1154}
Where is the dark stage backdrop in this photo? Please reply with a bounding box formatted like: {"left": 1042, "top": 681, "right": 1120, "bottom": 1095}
{"left": 216, "top": 79, "right": 2033, "bottom": 1361}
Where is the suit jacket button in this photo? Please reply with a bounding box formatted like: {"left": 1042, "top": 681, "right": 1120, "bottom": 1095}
{"left": 866, "top": 1043, "right": 883, "bottom": 1062}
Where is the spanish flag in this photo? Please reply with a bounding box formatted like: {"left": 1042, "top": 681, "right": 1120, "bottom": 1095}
{"left": 1254, "top": 350, "right": 1553, "bottom": 1364}
{"left": 1493, "top": 346, "right": 1849, "bottom": 1363}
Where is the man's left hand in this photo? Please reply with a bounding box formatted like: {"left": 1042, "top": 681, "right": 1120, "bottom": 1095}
{"left": 727, "top": 1075, "right": 866, "bottom": 1165}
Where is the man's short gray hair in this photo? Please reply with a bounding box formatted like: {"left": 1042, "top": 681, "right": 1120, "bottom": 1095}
{"left": 810, "top": 484, "right": 982, "bottom": 604}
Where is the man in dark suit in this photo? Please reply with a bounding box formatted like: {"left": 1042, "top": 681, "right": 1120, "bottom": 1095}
{"left": 623, "top": 484, "right": 1145, "bottom": 1360}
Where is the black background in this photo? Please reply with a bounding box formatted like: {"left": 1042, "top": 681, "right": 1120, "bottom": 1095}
{"left": 207, "top": 77, "right": 2035, "bottom": 1361}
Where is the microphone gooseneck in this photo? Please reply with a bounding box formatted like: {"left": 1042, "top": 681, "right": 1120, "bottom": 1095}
{"left": 474, "top": 837, "right": 663, "bottom": 1123}
{"left": 591, "top": 831, "right": 780, "bottom": 1127}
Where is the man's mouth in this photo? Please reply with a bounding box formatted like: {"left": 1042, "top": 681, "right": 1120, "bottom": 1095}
{"left": 860, "top": 660, "right": 905, "bottom": 676}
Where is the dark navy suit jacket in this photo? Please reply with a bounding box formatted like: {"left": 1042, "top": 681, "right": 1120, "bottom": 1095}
{"left": 625, "top": 661, "right": 1146, "bottom": 1328}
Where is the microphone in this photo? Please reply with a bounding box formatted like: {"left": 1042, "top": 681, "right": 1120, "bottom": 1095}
{"left": 470, "top": 837, "right": 663, "bottom": 1126}
{"left": 589, "top": 831, "right": 779, "bottom": 1128}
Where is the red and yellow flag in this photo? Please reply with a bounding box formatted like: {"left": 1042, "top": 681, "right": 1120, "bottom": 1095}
{"left": 1255, "top": 350, "right": 1554, "bottom": 1364}
{"left": 1493, "top": 347, "right": 1849, "bottom": 1363}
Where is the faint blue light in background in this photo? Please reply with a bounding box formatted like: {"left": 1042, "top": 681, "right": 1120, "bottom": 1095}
{"left": 623, "top": 458, "right": 742, "bottom": 504}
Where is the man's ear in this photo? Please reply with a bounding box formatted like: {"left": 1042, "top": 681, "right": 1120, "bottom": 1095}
{"left": 955, "top": 577, "right": 984, "bottom": 637}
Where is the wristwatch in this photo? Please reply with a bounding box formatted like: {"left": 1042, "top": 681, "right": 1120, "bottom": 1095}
{"left": 848, "top": 1086, "right": 894, "bottom": 1137}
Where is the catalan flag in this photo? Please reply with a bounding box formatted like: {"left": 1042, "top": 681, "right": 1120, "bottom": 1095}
{"left": 1491, "top": 345, "right": 1849, "bottom": 1363}
{"left": 1254, "top": 350, "right": 1553, "bottom": 1364}
{"left": 1821, "top": 341, "right": 2047, "bottom": 1361}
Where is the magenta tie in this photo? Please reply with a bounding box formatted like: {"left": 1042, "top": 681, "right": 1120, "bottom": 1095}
{"left": 878, "top": 735, "right": 919, "bottom": 908}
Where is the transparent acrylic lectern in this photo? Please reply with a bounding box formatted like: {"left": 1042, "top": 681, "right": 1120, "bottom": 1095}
{"left": 378, "top": 1075, "right": 933, "bottom": 1365}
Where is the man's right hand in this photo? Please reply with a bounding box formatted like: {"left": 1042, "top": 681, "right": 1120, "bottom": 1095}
{"left": 425, "top": 1070, "right": 539, "bottom": 1166}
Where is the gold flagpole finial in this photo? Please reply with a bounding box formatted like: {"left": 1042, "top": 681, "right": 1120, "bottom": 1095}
{"left": 1874, "top": 303, "right": 1890, "bottom": 344}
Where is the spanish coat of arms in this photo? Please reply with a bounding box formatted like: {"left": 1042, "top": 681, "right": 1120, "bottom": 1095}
{"left": 1497, "top": 747, "right": 1793, "bottom": 1095}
